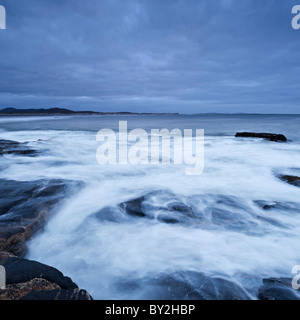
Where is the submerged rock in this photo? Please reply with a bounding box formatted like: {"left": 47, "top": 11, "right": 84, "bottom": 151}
{"left": 0, "top": 252, "right": 92, "bottom": 300}
{"left": 0, "top": 139, "right": 37, "bottom": 156}
{"left": 115, "top": 271, "right": 251, "bottom": 300}
{"left": 120, "top": 193, "right": 195, "bottom": 224}
{"left": 91, "top": 191, "right": 285, "bottom": 235}
{"left": 258, "top": 277, "right": 300, "bottom": 300}
{"left": 278, "top": 175, "right": 300, "bottom": 187}
{"left": 254, "top": 200, "right": 300, "bottom": 212}
{"left": 152, "top": 272, "right": 251, "bottom": 300}
{"left": 235, "top": 132, "right": 287, "bottom": 142}
{"left": 120, "top": 196, "right": 147, "bottom": 218}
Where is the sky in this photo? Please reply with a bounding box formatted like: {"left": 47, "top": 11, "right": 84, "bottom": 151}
{"left": 0, "top": 0, "right": 299, "bottom": 114}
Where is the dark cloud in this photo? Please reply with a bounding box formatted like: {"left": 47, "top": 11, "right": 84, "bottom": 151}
{"left": 0, "top": 0, "right": 299, "bottom": 113}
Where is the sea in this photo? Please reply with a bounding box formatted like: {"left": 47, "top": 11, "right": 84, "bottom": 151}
{"left": 0, "top": 113, "right": 300, "bottom": 299}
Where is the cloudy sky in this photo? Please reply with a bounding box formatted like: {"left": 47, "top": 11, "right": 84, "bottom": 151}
{"left": 0, "top": 0, "right": 299, "bottom": 113}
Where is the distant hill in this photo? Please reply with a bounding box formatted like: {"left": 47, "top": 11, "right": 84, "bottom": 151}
{"left": 0, "top": 108, "right": 179, "bottom": 116}
{"left": 0, "top": 107, "right": 96, "bottom": 115}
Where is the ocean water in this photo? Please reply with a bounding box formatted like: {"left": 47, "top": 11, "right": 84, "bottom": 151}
{"left": 1, "top": 114, "right": 300, "bottom": 299}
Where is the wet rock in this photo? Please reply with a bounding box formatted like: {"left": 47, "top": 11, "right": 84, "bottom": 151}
{"left": 235, "top": 132, "right": 287, "bottom": 142}
{"left": 0, "top": 139, "right": 37, "bottom": 156}
{"left": 0, "top": 253, "right": 92, "bottom": 300}
{"left": 116, "top": 271, "right": 251, "bottom": 300}
{"left": 0, "top": 179, "right": 72, "bottom": 257}
{"left": 258, "top": 278, "right": 300, "bottom": 300}
{"left": 278, "top": 175, "right": 300, "bottom": 187}
{"left": 152, "top": 272, "right": 251, "bottom": 300}
{"left": 119, "top": 196, "right": 147, "bottom": 218}
{"left": 2, "top": 255, "right": 77, "bottom": 289}
{"left": 91, "top": 191, "right": 286, "bottom": 235}
{"left": 0, "top": 179, "right": 93, "bottom": 300}
{"left": 194, "top": 194, "right": 275, "bottom": 235}
{"left": 93, "top": 206, "right": 132, "bottom": 223}
{"left": 254, "top": 200, "right": 300, "bottom": 212}
{"left": 0, "top": 278, "right": 60, "bottom": 300}
{"left": 20, "top": 287, "right": 93, "bottom": 300}
{"left": 210, "top": 208, "right": 258, "bottom": 231}
{"left": 90, "top": 191, "right": 196, "bottom": 225}
{"left": 119, "top": 191, "right": 195, "bottom": 225}
{"left": 253, "top": 200, "right": 300, "bottom": 228}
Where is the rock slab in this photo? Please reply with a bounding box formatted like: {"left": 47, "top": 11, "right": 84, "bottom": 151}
{"left": 0, "top": 252, "right": 92, "bottom": 300}
{"left": 235, "top": 132, "right": 287, "bottom": 142}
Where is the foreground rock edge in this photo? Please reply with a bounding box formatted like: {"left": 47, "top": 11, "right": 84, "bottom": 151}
{"left": 0, "top": 177, "right": 93, "bottom": 300}
{"left": 0, "top": 251, "right": 92, "bottom": 300}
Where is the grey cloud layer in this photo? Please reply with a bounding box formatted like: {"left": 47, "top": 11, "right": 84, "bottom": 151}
{"left": 0, "top": 0, "right": 299, "bottom": 113}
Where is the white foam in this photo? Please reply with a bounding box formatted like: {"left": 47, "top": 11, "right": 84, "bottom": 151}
{"left": 1, "top": 118, "right": 299, "bottom": 299}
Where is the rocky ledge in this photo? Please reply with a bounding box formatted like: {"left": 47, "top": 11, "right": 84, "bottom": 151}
{"left": 0, "top": 251, "right": 92, "bottom": 300}
{"left": 0, "top": 139, "right": 37, "bottom": 156}
{"left": 258, "top": 277, "right": 300, "bottom": 300}
{"left": 0, "top": 178, "right": 77, "bottom": 257}
{"left": 235, "top": 132, "right": 287, "bottom": 142}
{"left": 278, "top": 175, "right": 300, "bottom": 187}
{"left": 0, "top": 175, "right": 92, "bottom": 300}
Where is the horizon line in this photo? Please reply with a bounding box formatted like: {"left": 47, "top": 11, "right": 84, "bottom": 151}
{"left": 0, "top": 107, "right": 299, "bottom": 116}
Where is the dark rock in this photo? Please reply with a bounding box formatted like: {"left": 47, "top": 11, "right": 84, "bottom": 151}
{"left": 0, "top": 178, "right": 93, "bottom": 300}
{"left": 90, "top": 191, "right": 286, "bottom": 235}
{"left": 2, "top": 256, "right": 77, "bottom": 289}
{"left": 278, "top": 175, "right": 300, "bottom": 187}
{"left": 0, "top": 179, "right": 71, "bottom": 257}
{"left": 254, "top": 200, "right": 300, "bottom": 212}
{"left": 0, "top": 253, "right": 92, "bottom": 300}
{"left": 119, "top": 196, "right": 147, "bottom": 217}
{"left": 116, "top": 271, "right": 251, "bottom": 300}
{"left": 167, "top": 201, "right": 194, "bottom": 216}
{"left": 20, "top": 288, "right": 93, "bottom": 300}
{"left": 153, "top": 272, "right": 251, "bottom": 300}
{"left": 258, "top": 278, "right": 300, "bottom": 300}
{"left": 0, "top": 139, "right": 37, "bottom": 156}
{"left": 235, "top": 132, "right": 287, "bottom": 142}
{"left": 0, "top": 278, "right": 60, "bottom": 300}
{"left": 118, "top": 191, "right": 195, "bottom": 225}
{"left": 198, "top": 194, "right": 276, "bottom": 235}
{"left": 89, "top": 191, "right": 198, "bottom": 226}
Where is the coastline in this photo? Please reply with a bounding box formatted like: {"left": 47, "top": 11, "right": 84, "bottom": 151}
{"left": 0, "top": 108, "right": 179, "bottom": 117}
